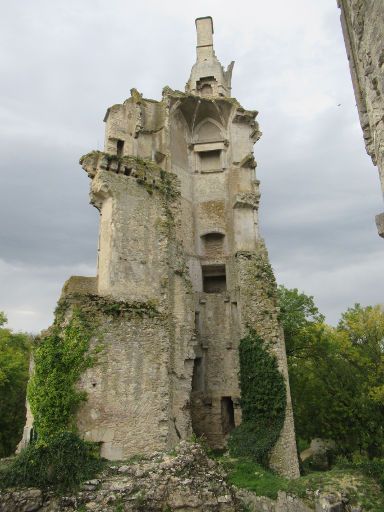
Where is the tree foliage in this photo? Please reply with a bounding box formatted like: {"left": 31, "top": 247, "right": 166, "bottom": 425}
{"left": 278, "top": 287, "right": 384, "bottom": 458}
{"left": 0, "top": 313, "right": 31, "bottom": 457}
{"left": 277, "top": 285, "right": 324, "bottom": 357}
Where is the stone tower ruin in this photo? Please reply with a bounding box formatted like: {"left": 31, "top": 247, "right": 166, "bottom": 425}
{"left": 20, "top": 17, "right": 299, "bottom": 478}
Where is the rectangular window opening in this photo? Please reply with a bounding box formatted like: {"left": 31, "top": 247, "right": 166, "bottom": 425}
{"left": 202, "top": 264, "right": 226, "bottom": 293}
{"left": 199, "top": 150, "right": 221, "bottom": 172}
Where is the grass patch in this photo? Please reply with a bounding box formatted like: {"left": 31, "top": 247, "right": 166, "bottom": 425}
{"left": 220, "top": 457, "right": 289, "bottom": 499}
{"left": 218, "top": 455, "right": 384, "bottom": 510}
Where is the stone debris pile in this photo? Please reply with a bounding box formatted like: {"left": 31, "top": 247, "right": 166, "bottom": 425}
{"left": 0, "top": 442, "right": 242, "bottom": 512}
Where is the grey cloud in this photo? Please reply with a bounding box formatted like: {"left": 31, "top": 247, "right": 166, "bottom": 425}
{"left": 1, "top": 0, "right": 384, "bottom": 332}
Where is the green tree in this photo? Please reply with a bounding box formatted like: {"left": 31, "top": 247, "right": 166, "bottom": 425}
{"left": 0, "top": 313, "right": 31, "bottom": 457}
{"left": 277, "top": 285, "right": 324, "bottom": 357}
{"left": 337, "top": 304, "right": 384, "bottom": 457}
{"left": 278, "top": 287, "right": 384, "bottom": 458}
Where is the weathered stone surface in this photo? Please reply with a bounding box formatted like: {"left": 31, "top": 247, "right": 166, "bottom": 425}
{"left": 238, "top": 490, "right": 313, "bottom": 512}
{"left": 0, "top": 443, "right": 242, "bottom": 512}
{"left": 337, "top": 1, "right": 384, "bottom": 236}
{"left": 18, "top": 17, "right": 299, "bottom": 477}
{"left": 0, "top": 488, "right": 43, "bottom": 512}
{"left": 238, "top": 488, "right": 361, "bottom": 512}
{"left": 300, "top": 439, "right": 337, "bottom": 471}
{"left": 0, "top": 444, "right": 369, "bottom": 512}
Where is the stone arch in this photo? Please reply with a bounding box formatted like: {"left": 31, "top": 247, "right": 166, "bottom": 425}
{"left": 201, "top": 231, "right": 225, "bottom": 259}
{"left": 169, "top": 107, "right": 191, "bottom": 169}
{"left": 194, "top": 117, "right": 224, "bottom": 143}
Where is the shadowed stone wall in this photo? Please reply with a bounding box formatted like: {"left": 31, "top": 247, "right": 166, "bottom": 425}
{"left": 338, "top": 0, "right": 384, "bottom": 236}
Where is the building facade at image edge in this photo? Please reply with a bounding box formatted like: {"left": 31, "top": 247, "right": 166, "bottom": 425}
{"left": 19, "top": 17, "right": 300, "bottom": 478}
{"left": 337, "top": 1, "right": 384, "bottom": 237}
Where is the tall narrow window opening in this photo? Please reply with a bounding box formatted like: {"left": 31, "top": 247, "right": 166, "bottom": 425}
{"left": 221, "top": 396, "right": 235, "bottom": 435}
{"left": 192, "top": 357, "right": 204, "bottom": 392}
{"left": 117, "top": 139, "right": 124, "bottom": 157}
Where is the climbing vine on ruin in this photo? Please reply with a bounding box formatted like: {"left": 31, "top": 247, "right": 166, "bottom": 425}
{"left": 228, "top": 330, "right": 286, "bottom": 465}
{"left": 27, "top": 304, "right": 100, "bottom": 441}
{"left": 28, "top": 295, "right": 161, "bottom": 441}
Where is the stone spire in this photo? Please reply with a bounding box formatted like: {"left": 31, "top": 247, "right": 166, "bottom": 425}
{"left": 186, "top": 16, "right": 234, "bottom": 98}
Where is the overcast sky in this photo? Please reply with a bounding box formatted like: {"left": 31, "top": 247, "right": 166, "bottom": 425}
{"left": 1, "top": 0, "right": 383, "bottom": 333}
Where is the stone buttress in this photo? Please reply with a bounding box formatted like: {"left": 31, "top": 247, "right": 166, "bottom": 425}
{"left": 19, "top": 17, "right": 299, "bottom": 478}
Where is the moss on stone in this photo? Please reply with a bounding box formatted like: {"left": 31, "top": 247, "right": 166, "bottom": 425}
{"left": 62, "top": 293, "right": 160, "bottom": 319}
{"left": 79, "top": 151, "right": 180, "bottom": 202}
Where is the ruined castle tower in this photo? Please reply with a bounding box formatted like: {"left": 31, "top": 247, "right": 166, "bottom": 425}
{"left": 337, "top": 1, "right": 384, "bottom": 237}
{"left": 20, "top": 17, "right": 299, "bottom": 478}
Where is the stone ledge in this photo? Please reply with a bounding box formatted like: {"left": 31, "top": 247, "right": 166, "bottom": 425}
{"left": 61, "top": 276, "right": 98, "bottom": 298}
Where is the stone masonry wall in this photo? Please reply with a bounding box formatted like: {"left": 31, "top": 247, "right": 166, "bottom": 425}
{"left": 19, "top": 151, "right": 196, "bottom": 459}
{"left": 235, "top": 241, "right": 300, "bottom": 478}
{"left": 78, "top": 153, "right": 196, "bottom": 458}
{"left": 337, "top": 0, "right": 384, "bottom": 236}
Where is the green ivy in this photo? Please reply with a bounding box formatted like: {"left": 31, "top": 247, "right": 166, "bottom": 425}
{"left": 67, "top": 294, "right": 160, "bottom": 319}
{"left": 27, "top": 305, "right": 98, "bottom": 441}
{"left": 229, "top": 331, "right": 286, "bottom": 465}
{"left": 0, "top": 431, "right": 103, "bottom": 492}
{"left": 28, "top": 294, "right": 161, "bottom": 442}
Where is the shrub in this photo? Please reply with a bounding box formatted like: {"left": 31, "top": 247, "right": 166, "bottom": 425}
{"left": 0, "top": 431, "right": 103, "bottom": 491}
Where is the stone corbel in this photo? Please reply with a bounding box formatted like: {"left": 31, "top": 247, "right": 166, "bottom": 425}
{"left": 80, "top": 151, "right": 101, "bottom": 179}
{"left": 239, "top": 153, "right": 257, "bottom": 169}
{"left": 250, "top": 126, "right": 262, "bottom": 143}
{"left": 90, "top": 174, "right": 113, "bottom": 211}
{"left": 233, "top": 192, "right": 260, "bottom": 209}
{"left": 233, "top": 107, "right": 258, "bottom": 124}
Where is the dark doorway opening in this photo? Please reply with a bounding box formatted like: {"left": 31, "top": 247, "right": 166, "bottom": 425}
{"left": 221, "top": 396, "right": 235, "bottom": 435}
{"left": 116, "top": 139, "right": 124, "bottom": 157}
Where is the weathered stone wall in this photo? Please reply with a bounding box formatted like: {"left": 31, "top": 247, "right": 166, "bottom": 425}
{"left": 78, "top": 152, "right": 195, "bottom": 459}
{"left": 337, "top": 0, "right": 384, "bottom": 236}
{"left": 191, "top": 292, "right": 242, "bottom": 449}
{"left": 234, "top": 242, "right": 300, "bottom": 478}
